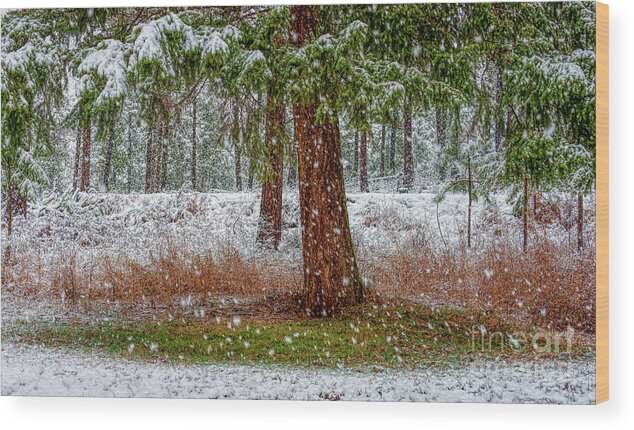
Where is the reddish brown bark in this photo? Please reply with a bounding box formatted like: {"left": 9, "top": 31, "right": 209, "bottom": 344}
{"left": 72, "top": 128, "right": 82, "bottom": 191}
{"left": 102, "top": 122, "right": 115, "bottom": 192}
{"left": 577, "top": 194, "right": 584, "bottom": 250}
{"left": 523, "top": 172, "right": 529, "bottom": 253}
{"left": 257, "top": 94, "right": 285, "bottom": 250}
{"left": 360, "top": 131, "right": 368, "bottom": 192}
{"left": 353, "top": 132, "right": 359, "bottom": 175}
{"left": 403, "top": 111, "right": 413, "bottom": 190}
{"left": 80, "top": 122, "right": 92, "bottom": 191}
{"left": 290, "top": 5, "right": 363, "bottom": 316}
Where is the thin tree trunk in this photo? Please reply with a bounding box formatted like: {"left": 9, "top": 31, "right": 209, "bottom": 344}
{"left": 290, "top": 5, "right": 363, "bottom": 316}
{"left": 506, "top": 111, "right": 513, "bottom": 142}
{"left": 145, "top": 126, "right": 153, "bottom": 193}
{"left": 257, "top": 95, "right": 285, "bottom": 250}
{"left": 380, "top": 124, "right": 386, "bottom": 177}
{"left": 287, "top": 136, "right": 298, "bottom": 186}
{"left": 80, "top": 121, "right": 92, "bottom": 191}
{"left": 155, "top": 115, "right": 164, "bottom": 192}
{"left": 403, "top": 111, "right": 413, "bottom": 191}
{"left": 191, "top": 100, "right": 198, "bottom": 190}
{"left": 161, "top": 121, "right": 169, "bottom": 190}
{"left": 234, "top": 142, "right": 242, "bottom": 192}
{"left": 390, "top": 112, "right": 396, "bottom": 175}
{"left": 435, "top": 108, "right": 446, "bottom": 180}
{"left": 467, "top": 159, "right": 472, "bottom": 248}
{"left": 353, "top": 131, "right": 359, "bottom": 177}
{"left": 523, "top": 172, "right": 529, "bottom": 253}
{"left": 72, "top": 129, "right": 82, "bottom": 191}
{"left": 126, "top": 122, "right": 133, "bottom": 193}
{"left": 3, "top": 183, "right": 14, "bottom": 268}
{"left": 102, "top": 120, "right": 115, "bottom": 192}
{"left": 577, "top": 194, "right": 584, "bottom": 250}
{"left": 494, "top": 68, "right": 503, "bottom": 152}
{"left": 6, "top": 188, "right": 12, "bottom": 237}
{"left": 360, "top": 131, "right": 368, "bottom": 192}
{"left": 247, "top": 160, "right": 255, "bottom": 190}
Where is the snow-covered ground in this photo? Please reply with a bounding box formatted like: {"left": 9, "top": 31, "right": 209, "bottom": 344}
{"left": 5, "top": 189, "right": 591, "bottom": 272}
{"left": 1, "top": 342, "right": 595, "bottom": 403}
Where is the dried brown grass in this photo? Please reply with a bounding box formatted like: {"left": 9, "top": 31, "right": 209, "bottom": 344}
{"left": 367, "top": 236, "right": 595, "bottom": 333}
{"left": 3, "top": 234, "right": 595, "bottom": 332}
{"left": 94, "top": 247, "right": 299, "bottom": 308}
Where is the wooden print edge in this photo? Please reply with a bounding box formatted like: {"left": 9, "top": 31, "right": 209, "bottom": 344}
{"left": 596, "top": 1, "right": 609, "bottom": 405}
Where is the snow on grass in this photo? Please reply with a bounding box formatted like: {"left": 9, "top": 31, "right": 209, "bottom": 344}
{"left": 0, "top": 342, "right": 595, "bottom": 403}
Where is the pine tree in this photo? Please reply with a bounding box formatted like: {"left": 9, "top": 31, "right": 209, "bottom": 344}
{"left": 289, "top": 5, "right": 364, "bottom": 315}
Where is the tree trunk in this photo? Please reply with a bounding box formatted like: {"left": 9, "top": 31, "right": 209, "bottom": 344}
{"left": 360, "top": 131, "right": 368, "bottom": 192}
{"left": 403, "top": 111, "right": 413, "bottom": 191}
{"left": 3, "top": 183, "right": 14, "bottom": 268}
{"left": 80, "top": 122, "right": 92, "bottom": 191}
{"left": 435, "top": 108, "right": 446, "bottom": 180}
{"left": 102, "top": 120, "right": 115, "bottom": 192}
{"left": 290, "top": 5, "right": 363, "bottom": 316}
{"left": 256, "top": 95, "right": 285, "bottom": 250}
{"left": 353, "top": 131, "right": 359, "bottom": 177}
{"left": 234, "top": 142, "right": 242, "bottom": 192}
{"left": 247, "top": 161, "right": 255, "bottom": 190}
{"left": 379, "top": 124, "right": 386, "bottom": 177}
{"left": 127, "top": 122, "right": 133, "bottom": 193}
{"left": 72, "top": 129, "right": 82, "bottom": 191}
{"left": 390, "top": 112, "right": 396, "bottom": 175}
{"left": 155, "top": 115, "right": 164, "bottom": 192}
{"left": 577, "top": 194, "right": 584, "bottom": 250}
{"left": 287, "top": 136, "right": 298, "bottom": 186}
{"left": 467, "top": 159, "right": 472, "bottom": 248}
{"left": 145, "top": 126, "right": 153, "bottom": 193}
{"left": 523, "top": 172, "right": 529, "bottom": 253}
{"left": 494, "top": 69, "right": 503, "bottom": 152}
{"left": 191, "top": 101, "right": 198, "bottom": 191}
{"left": 161, "top": 122, "right": 169, "bottom": 190}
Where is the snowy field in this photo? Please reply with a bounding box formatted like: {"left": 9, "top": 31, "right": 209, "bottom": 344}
{"left": 6, "top": 189, "right": 589, "bottom": 268}
{"left": 1, "top": 342, "right": 595, "bottom": 404}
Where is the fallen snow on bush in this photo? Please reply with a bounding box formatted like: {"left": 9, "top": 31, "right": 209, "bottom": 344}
{"left": 1, "top": 342, "right": 595, "bottom": 403}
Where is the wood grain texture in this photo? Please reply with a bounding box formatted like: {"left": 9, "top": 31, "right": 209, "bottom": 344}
{"left": 596, "top": 1, "right": 609, "bottom": 405}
